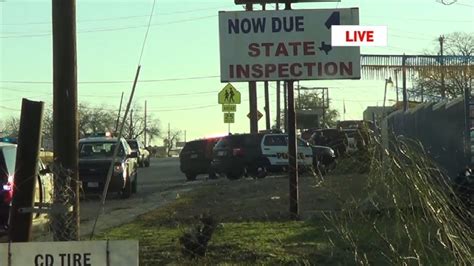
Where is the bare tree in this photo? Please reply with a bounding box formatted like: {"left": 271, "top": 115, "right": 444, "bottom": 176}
{"left": 415, "top": 32, "right": 473, "bottom": 100}
{"left": 122, "top": 105, "right": 161, "bottom": 142}
{"left": 165, "top": 129, "right": 182, "bottom": 157}
{"left": 1, "top": 116, "right": 20, "bottom": 137}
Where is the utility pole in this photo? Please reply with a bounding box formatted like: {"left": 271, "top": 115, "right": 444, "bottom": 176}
{"left": 184, "top": 130, "right": 187, "bottom": 143}
{"left": 52, "top": 0, "right": 79, "bottom": 240}
{"left": 439, "top": 35, "right": 446, "bottom": 99}
{"left": 115, "top": 91, "right": 124, "bottom": 133}
{"left": 246, "top": 3, "right": 258, "bottom": 134}
{"left": 168, "top": 123, "right": 171, "bottom": 157}
{"left": 144, "top": 101, "right": 147, "bottom": 147}
{"left": 130, "top": 109, "right": 133, "bottom": 139}
{"left": 9, "top": 99, "right": 44, "bottom": 242}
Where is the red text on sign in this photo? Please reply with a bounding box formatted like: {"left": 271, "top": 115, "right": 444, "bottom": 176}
{"left": 248, "top": 41, "right": 316, "bottom": 57}
{"left": 345, "top": 30, "right": 374, "bottom": 42}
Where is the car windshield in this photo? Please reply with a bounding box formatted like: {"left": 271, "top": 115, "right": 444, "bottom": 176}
{"left": 0, "top": 146, "right": 17, "bottom": 178}
{"left": 79, "top": 141, "right": 124, "bottom": 158}
{"left": 127, "top": 141, "right": 138, "bottom": 149}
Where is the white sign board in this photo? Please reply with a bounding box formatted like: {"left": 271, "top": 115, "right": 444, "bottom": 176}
{"left": 0, "top": 240, "right": 138, "bottom": 266}
{"left": 219, "top": 8, "right": 360, "bottom": 82}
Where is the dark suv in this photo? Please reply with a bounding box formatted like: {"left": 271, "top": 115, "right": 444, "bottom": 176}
{"left": 211, "top": 134, "right": 267, "bottom": 179}
{"left": 179, "top": 138, "right": 220, "bottom": 181}
{"left": 79, "top": 137, "right": 138, "bottom": 198}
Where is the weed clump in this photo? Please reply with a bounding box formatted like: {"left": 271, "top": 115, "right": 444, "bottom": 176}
{"left": 179, "top": 214, "right": 217, "bottom": 258}
{"left": 324, "top": 134, "right": 474, "bottom": 265}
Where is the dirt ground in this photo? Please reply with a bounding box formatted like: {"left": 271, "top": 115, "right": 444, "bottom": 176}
{"left": 140, "top": 172, "right": 369, "bottom": 223}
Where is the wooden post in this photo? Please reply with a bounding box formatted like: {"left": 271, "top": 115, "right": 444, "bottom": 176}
{"left": 9, "top": 99, "right": 44, "bottom": 242}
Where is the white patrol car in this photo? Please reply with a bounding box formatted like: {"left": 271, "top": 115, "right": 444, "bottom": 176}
{"left": 260, "top": 133, "right": 313, "bottom": 169}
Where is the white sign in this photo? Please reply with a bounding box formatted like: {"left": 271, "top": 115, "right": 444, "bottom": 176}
{"left": 0, "top": 240, "right": 138, "bottom": 266}
{"left": 219, "top": 8, "right": 360, "bottom": 82}
{"left": 332, "top": 25, "right": 387, "bottom": 47}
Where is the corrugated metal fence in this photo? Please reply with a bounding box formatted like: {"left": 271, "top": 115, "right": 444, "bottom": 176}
{"left": 384, "top": 98, "right": 467, "bottom": 178}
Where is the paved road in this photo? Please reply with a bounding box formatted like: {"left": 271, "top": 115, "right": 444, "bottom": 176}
{"left": 79, "top": 157, "right": 195, "bottom": 238}
{"left": 1, "top": 157, "right": 212, "bottom": 242}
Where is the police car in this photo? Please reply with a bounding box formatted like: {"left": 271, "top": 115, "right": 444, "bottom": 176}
{"left": 260, "top": 133, "right": 313, "bottom": 170}
{"left": 211, "top": 133, "right": 313, "bottom": 179}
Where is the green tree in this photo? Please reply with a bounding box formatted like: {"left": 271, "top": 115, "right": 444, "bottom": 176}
{"left": 275, "top": 91, "right": 339, "bottom": 129}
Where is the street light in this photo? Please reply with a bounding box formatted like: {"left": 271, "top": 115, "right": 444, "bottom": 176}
{"left": 383, "top": 77, "right": 394, "bottom": 110}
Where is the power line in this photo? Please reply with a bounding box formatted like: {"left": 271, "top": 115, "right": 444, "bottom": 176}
{"left": 1, "top": 5, "right": 232, "bottom": 26}
{"left": 0, "top": 75, "right": 220, "bottom": 84}
{"left": 1, "top": 15, "right": 217, "bottom": 39}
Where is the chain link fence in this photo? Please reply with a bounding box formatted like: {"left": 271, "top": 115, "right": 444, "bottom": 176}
{"left": 48, "top": 162, "right": 79, "bottom": 241}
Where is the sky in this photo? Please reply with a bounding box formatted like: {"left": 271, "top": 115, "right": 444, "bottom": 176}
{"left": 0, "top": 0, "right": 473, "bottom": 144}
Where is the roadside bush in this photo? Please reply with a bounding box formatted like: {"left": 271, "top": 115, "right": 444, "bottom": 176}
{"left": 323, "top": 134, "right": 473, "bottom": 265}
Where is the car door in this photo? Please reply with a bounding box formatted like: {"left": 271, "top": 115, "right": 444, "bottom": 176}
{"left": 261, "top": 134, "right": 288, "bottom": 166}
{"left": 297, "top": 138, "right": 314, "bottom": 166}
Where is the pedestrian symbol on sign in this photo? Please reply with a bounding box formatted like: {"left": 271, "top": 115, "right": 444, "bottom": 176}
{"left": 218, "top": 83, "right": 241, "bottom": 104}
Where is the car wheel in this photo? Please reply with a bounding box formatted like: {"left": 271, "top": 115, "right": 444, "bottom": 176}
{"left": 121, "top": 175, "right": 132, "bottom": 199}
{"left": 132, "top": 172, "right": 138, "bottom": 194}
{"left": 226, "top": 168, "right": 243, "bottom": 180}
{"left": 185, "top": 173, "right": 197, "bottom": 181}
{"left": 208, "top": 169, "right": 218, "bottom": 179}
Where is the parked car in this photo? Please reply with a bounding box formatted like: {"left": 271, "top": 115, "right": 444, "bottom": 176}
{"left": 311, "top": 145, "right": 336, "bottom": 174}
{"left": 79, "top": 136, "right": 138, "bottom": 198}
{"left": 0, "top": 142, "right": 53, "bottom": 231}
{"left": 211, "top": 133, "right": 313, "bottom": 179}
{"left": 179, "top": 138, "right": 220, "bottom": 181}
{"left": 127, "top": 139, "right": 150, "bottom": 167}
{"left": 310, "top": 129, "right": 348, "bottom": 157}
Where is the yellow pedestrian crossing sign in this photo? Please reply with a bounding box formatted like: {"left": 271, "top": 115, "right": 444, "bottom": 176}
{"left": 224, "top": 113, "right": 235, "bottom": 123}
{"left": 218, "top": 83, "right": 241, "bottom": 104}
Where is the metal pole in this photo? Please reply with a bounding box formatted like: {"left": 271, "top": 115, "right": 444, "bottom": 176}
{"left": 287, "top": 80, "right": 299, "bottom": 218}
{"left": 8, "top": 99, "right": 44, "bottom": 242}
{"left": 439, "top": 35, "right": 446, "bottom": 99}
{"left": 383, "top": 79, "right": 388, "bottom": 110}
{"left": 52, "top": 0, "right": 79, "bottom": 240}
{"left": 276, "top": 81, "right": 281, "bottom": 129}
{"left": 144, "top": 101, "right": 147, "bottom": 146}
{"left": 264, "top": 81, "right": 270, "bottom": 130}
{"left": 322, "top": 89, "right": 326, "bottom": 128}
{"left": 394, "top": 70, "right": 399, "bottom": 103}
{"left": 246, "top": 3, "right": 258, "bottom": 134}
{"left": 115, "top": 92, "right": 124, "bottom": 133}
{"left": 284, "top": 81, "right": 288, "bottom": 132}
{"left": 402, "top": 54, "right": 408, "bottom": 111}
